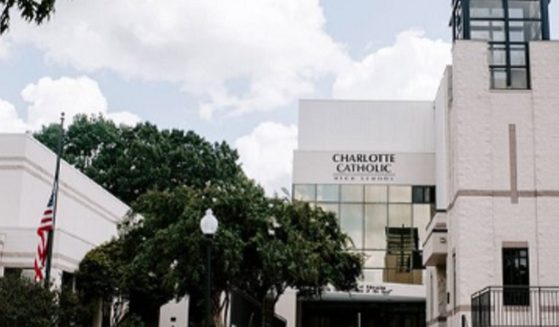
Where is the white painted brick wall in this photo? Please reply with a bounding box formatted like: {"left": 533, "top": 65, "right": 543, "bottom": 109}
{"left": 441, "top": 40, "right": 559, "bottom": 327}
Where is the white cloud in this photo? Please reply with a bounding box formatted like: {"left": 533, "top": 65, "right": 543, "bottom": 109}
{"left": 9, "top": 0, "right": 349, "bottom": 119}
{"left": 0, "top": 38, "right": 10, "bottom": 60}
{"left": 106, "top": 111, "right": 142, "bottom": 127}
{"left": 0, "top": 76, "right": 140, "bottom": 133}
{"left": 22, "top": 76, "right": 108, "bottom": 130}
{"left": 0, "top": 99, "right": 27, "bottom": 132}
{"left": 20, "top": 76, "right": 141, "bottom": 129}
{"left": 8, "top": 2, "right": 452, "bottom": 122}
{"left": 333, "top": 29, "right": 451, "bottom": 100}
{"left": 235, "top": 122, "right": 297, "bottom": 195}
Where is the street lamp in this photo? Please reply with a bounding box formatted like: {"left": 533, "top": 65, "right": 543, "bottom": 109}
{"left": 200, "top": 209, "right": 218, "bottom": 327}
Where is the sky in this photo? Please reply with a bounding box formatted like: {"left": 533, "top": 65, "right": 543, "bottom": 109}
{"left": 0, "top": 0, "right": 557, "bottom": 195}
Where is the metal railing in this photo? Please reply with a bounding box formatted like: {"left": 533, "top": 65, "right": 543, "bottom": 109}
{"left": 472, "top": 286, "right": 559, "bottom": 327}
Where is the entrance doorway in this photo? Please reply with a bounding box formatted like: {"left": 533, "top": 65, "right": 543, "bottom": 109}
{"left": 300, "top": 300, "right": 425, "bottom": 327}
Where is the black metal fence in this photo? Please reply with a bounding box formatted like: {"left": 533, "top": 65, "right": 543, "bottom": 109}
{"left": 471, "top": 286, "right": 559, "bottom": 327}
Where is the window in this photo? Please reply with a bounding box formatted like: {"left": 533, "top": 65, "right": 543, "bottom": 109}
{"left": 388, "top": 204, "right": 412, "bottom": 227}
{"left": 383, "top": 227, "right": 422, "bottom": 284}
{"left": 365, "top": 185, "right": 387, "bottom": 203}
{"left": 388, "top": 186, "right": 411, "bottom": 203}
{"left": 412, "top": 186, "right": 436, "bottom": 204}
{"left": 471, "top": 0, "right": 505, "bottom": 18}
{"left": 292, "top": 183, "right": 429, "bottom": 286}
{"left": 317, "top": 184, "right": 339, "bottom": 202}
{"left": 340, "top": 204, "right": 363, "bottom": 248}
{"left": 461, "top": 0, "right": 548, "bottom": 89}
{"left": 341, "top": 185, "right": 363, "bottom": 202}
{"left": 503, "top": 247, "right": 530, "bottom": 305}
{"left": 365, "top": 204, "right": 387, "bottom": 249}
{"left": 293, "top": 184, "right": 316, "bottom": 202}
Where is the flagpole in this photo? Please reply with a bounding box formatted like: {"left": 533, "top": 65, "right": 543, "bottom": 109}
{"left": 44, "top": 112, "right": 65, "bottom": 289}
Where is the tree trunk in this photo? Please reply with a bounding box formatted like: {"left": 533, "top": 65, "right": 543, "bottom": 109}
{"left": 261, "top": 294, "right": 275, "bottom": 327}
{"left": 91, "top": 297, "right": 102, "bottom": 327}
{"left": 128, "top": 296, "right": 161, "bottom": 327}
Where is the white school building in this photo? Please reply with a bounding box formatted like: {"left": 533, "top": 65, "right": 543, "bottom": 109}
{"left": 0, "top": 134, "right": 129, "bottom": 284}
{"left": 289, "top": 1, "right": 559, "bottom": 326}
{"left": 0, "top": 133, "right": 188, "bottom": 326}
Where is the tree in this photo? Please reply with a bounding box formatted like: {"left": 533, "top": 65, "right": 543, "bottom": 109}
{"left": 117, "top": 185, "right": 362, "bottom": 327}
{"left": 0, "top": 0, "right": 56, "bottom": 34}
{"left": 0, "top": 274, "right": 91, "bottom": 327}
{"left": 120, "top": 178, "right": 268, "bottom": 327}
{"left": 36, "top": 116, "right": 363, "bottom": 326}
{"left": 77, "top": 240, "right": 127, "bottom": 326}
{"left": 35, "top": 114, "right": 244, "bottom": 205}
{"left": 239, "top": 199, "right": 362, "bottom": 326}
{"left": 0, "top": 275, "right": 57, "bottom": 327}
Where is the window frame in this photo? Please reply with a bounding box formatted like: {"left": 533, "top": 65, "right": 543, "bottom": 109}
{"left": 454, "top": 0, "right": 548, "bottom": 89}
{"left": 502, "top": 247, "right": 530, "bottom": 306}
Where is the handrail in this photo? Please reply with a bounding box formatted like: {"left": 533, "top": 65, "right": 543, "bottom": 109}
{"left": 471, "top": 285, "right": 559, "bottom": 327}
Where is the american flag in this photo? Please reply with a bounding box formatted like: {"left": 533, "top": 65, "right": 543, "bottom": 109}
{"left": 34, "top": 192, "right": 55, "bottom": 282}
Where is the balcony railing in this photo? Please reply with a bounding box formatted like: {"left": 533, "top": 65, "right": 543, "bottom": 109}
{"left": 472, "top": 286, "right": 559, "bottom": 327}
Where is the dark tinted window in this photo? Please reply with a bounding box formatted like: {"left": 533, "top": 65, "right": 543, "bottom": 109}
{"left": 503, "top": 247, "right": 530, "bottom": 305}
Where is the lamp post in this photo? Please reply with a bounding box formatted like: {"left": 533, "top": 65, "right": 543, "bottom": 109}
{"left": 200, "top": 209, "right": 218, "bottom": 327}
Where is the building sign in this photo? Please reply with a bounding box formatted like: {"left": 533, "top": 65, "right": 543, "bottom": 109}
{"left": 356, "top": 283, "right": 393, "bottom": 295}
{"left": 324, "top": 282, "right": 393, "bottom": 295}
{"left": 293, "top": 151, "right": 435, "bottom": 185}
{"left": 333, "top": 153, "right": 395, "bottom": 182}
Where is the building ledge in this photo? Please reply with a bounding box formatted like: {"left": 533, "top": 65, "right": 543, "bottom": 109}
{"left": 422, "top": 212, "right": 448, "bottom": 266}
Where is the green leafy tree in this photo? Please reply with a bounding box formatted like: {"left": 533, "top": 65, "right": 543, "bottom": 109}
{"left": 35, "top": 116, "right": 363, "bottom": 326}
{"left": 120, "top": 178, "right": 268, "bottom": 327}
{"left": 240, "top": 199, "right": 362, "bottom": 326}
{"left": 0, "top": 275, "right": 57, "bottom": 327}
{"left": 0, "top": 0, "right": 56, "bottom": 34}
{"left": 118, "top": 185, "right": 362, "bottom": 327}
{"left": 77, "top": 240, "right": 127, "bottom": 326}
{"left": 0, "top": 274, "right": 96, "bottom": 327}
{"left": 57, "top": 286, "right": 95, "bottom": 327}
{"left": 35, "top": 114, "right": 243, "bottom": 204}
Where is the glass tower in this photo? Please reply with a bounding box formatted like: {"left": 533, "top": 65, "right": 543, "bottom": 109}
{"left": 451, "top": 0, "right": 551, "bottom": 89}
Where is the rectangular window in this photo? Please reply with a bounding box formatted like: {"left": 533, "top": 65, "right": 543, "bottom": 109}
{"left": 509, "top": 21, "right": 541, "bottom": 42}
{"left": 316, "top": 184, "right": 339, "bottom": 202}
{"left": 490, "top": 67, "right": 508, "bottom": 88}
{"left": 365, "top": 204, "right": 387, "bottom": 249}
{"left": 471, "top": 20, "right": 506, "bottom": 41}
{"left": 503, "top": 247, "right": 530, "bottom": 306}
{"left": 508, "top": 0, "right": 541, "bottom": 19}
{"left": 489, "top": 43, "right": 507, "bottom": 65}
{"left": 412, "top": 186, "right": 436, "bottom": 204}
{"left": 510, "top": 67, "right": 529, "bottom": 89}
{"left": 388, "top": 186, "right": 411, "bottom": 203}
{"left": 340, "top": 204, "right": 364, "bottom": 249}
{"left": 509, "top": 43, "right": 527, "bottom": 65}
{"left": 341, "top": 185, "right": 363, "bottom": 203}
{"left": 388, "top": 204, "right": 412, "bottom": 227}
{"left": 469, "top": 0, "right": 544, "bottom": 90}
{"left": 384, "top": 227, "right": 421, "bottom": 284}
{"left": 365, "top": 185, "right": 387, "bottom": 203}
{"left": 471, "top": 0, "right": 505, "bottom": 18}
{"left": 293, "top": 184, "right": 316, "bottom": 202}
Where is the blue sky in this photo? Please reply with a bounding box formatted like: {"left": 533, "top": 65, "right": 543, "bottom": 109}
{"left": 0, "top": 0, "right": 557, "bottom": 193}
